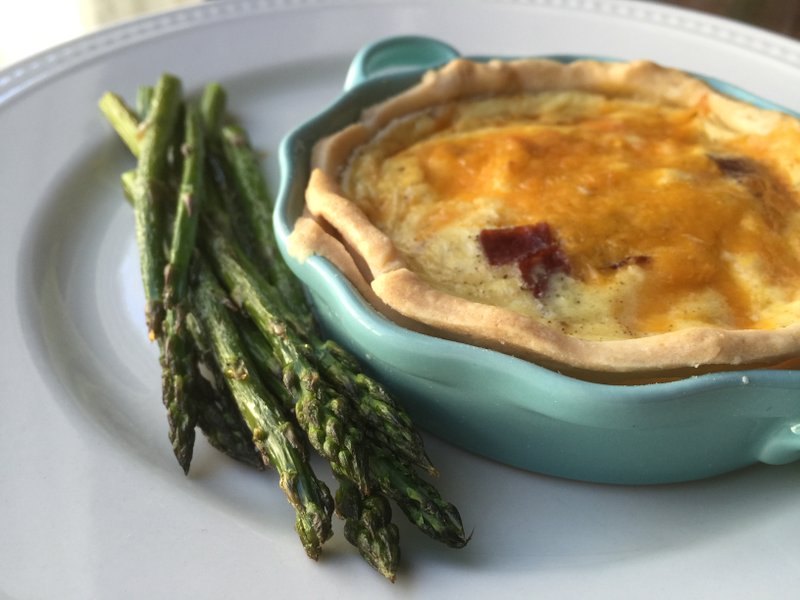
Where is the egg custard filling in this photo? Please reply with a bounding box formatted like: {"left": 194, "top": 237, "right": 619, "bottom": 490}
{"left": 290, "top": 58, "right": 800, "bottom": 380}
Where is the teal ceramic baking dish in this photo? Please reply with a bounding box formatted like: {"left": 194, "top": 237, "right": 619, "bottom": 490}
{"left": 274, "top": 36, "right": 800, "bottom": 484}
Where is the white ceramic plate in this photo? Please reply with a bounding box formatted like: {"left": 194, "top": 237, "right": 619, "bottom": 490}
{"left": 2, "top": 1, "right": 799, "bottom": 597}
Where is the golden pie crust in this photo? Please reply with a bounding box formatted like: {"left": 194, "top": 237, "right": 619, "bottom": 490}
{"left": 289, "top": 58, "right": 800, "bottom": 382}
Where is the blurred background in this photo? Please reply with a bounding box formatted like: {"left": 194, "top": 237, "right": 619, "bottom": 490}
{"left": 1, "top": 0, "right": 798, "bottom": 68}
{"left": 0, "top": 0, "right": 198, "bottom": 67}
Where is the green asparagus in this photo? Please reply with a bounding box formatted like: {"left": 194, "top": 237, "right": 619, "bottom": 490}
{"left": 98, "top": 92, "right": 141, "bottom": 157}
{"left": 219, "top": 124, "right": 313, "bottom": 328}
{"left": 192, "top": 262, "right": 334, "bottom": 558}
{"left": 212, "top": 126, "right": 435, "bottom": 476}
{"left": 100, "top": 75, "right": 469, "bottom": 579}
{"left": 370, "top": 451, "right": 469, "bottom": 549}
{"left": 109, "top": 75, "right": 196, "bottom": 472}
{"left": 314, "top": 340, "right": 436, "bottom": 475}
{"left": 164, "top": 105, "right": 205, "bottom": 307}
{"left": 136, "top": 85, "right": 154, "bottom": 119}
{"left": 185, "top": 311, "right": 264, "bottom": 469}
{"left": 336, "top": 476, "right": 401, "bottom": 582}
{"left": 160, "top": 105, "right": 209, "bottom": 472}
{"left": 199, "top": 82, "right": 226, "bottom": 134}
{"left": 203, "top": 227, "right": 371, "bottom": 493}
{"left": 131, "top": 73, "right": 182, "bottom": 340}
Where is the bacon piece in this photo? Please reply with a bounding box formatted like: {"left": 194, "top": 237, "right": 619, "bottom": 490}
{"left": 518, "top": 246, "right": 571, "bottom": 297}
{"left": 479, "top": 223, "right": 571, "bottom": 298}
{"left": 479, "top": 223, "right": 556, "bottom": 266}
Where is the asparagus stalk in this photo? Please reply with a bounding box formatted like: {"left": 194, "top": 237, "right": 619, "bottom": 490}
{"left": 198, "top": 86, "right": 270, "bottom": 276}
{"left": 160, "top": 104, "right": 210, "bottom": 473}
{"left": 219, "top": 123, "right": 312, "bottom": 327}
{"left": 200, "top": 82, "right": 227, "bottom": 133}
{"left": 201, "top": 223, "right": 464, "bottom": 549}
{"left": 336, "top": 476, "right": 400, "bottom": 582}
{"left": 159, "top": 303, "right": 195, "bottom": 474}
{"left": 130, "top": 73, "right": 182, "bottom": 340}
{"left": 211, "top": 127, "right": 435, "bottom": 476}
{"left": 198, "top": 83, "right": 233, "bottom": 223}
{"left": 203, "top": 227, "right": 370, "bottom": 493}
{"left": 370, "top": 452, "right": 468, "bottom": 549}
{"left": 207, "top": 131, "right": 433, "bottom": 467}
{"left": 112, "top": 76, "right": 197, "bottom": 471}
{"left": 119, "top": 101, "right": 205, "bottom": 473}
{"left": 136, "top": 85, "right": 154, "bottom": 119}
{"left": 193, "top": 378, "right": 265, "bottom": 470}
{"left": 192, "top": 262, "right": 334, "bottom": 558}
{"left": 104, "top": 78, "right": 469, "bottom": 574}
{"left": 236, "top": 312, "right": 295, "bottom": 413}
{"left": 98, "top": 92, "right": 141, "bottom": 156}
{"left": 164, "top": 105, "right": 205, "bottom": 307}
{"left": 219, "top": 125, "right": 281, "bottom": 266}
{"left": 314, "top": 340, "right": 436, "bottom": 475}
{"left": 186, "top": 311, "right": 264, "bottom": 469}
{"left": 118, "top": 127, "right": 275, "bottom": 473}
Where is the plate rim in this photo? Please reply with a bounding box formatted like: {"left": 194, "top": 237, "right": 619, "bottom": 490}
{"left": 4, "top": 1, "right": 800, "bottom": 596}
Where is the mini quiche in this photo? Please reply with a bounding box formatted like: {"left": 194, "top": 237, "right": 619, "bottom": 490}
{"left": 288, "top": 58, "right": 800, "bottom": 382}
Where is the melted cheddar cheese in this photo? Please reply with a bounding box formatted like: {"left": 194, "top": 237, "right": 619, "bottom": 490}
{"left": 342, "top": 91, "right": 800, "bottom": 340}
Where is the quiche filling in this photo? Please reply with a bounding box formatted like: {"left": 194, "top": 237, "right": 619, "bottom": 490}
{"left": 340, "top": 92, "right": 800, "bottom": 341}
{"left": 293, "top": 58, "right": 800, "bottom": 377}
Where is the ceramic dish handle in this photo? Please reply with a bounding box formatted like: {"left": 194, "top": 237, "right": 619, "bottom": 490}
{"left": 344, "top": 35, "right": 460, "bottom": 90}
{"left": 757, "top": 422, "right": 800, "bottom": 465}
